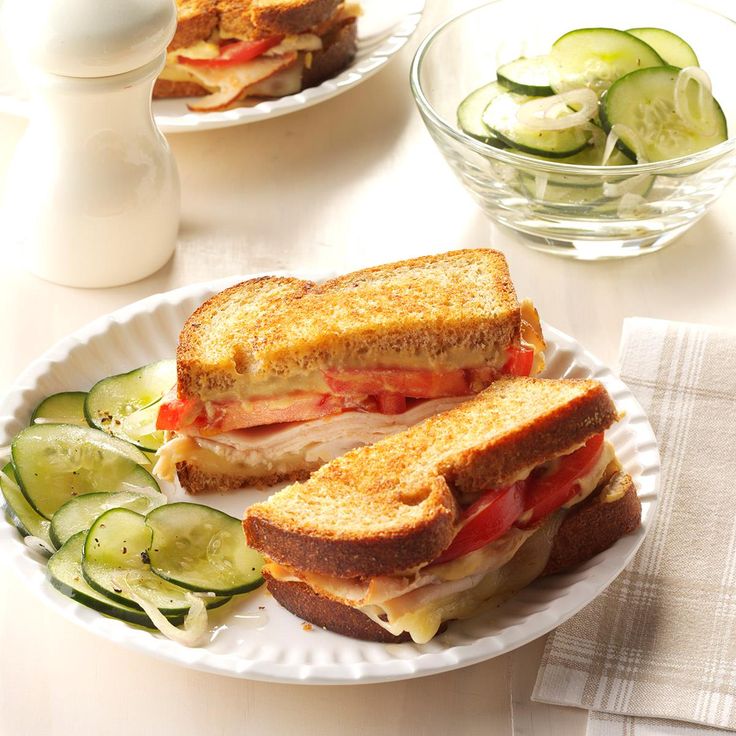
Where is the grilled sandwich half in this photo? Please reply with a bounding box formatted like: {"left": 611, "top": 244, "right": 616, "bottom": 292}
{"left": 243, "top": 376, "right": 641, "bottom": 643}
{"left": 155, "top": 0, "right": 360, "bottom": 111}
{"left": 154, "top": 250, "right": 546, "bottom": 493}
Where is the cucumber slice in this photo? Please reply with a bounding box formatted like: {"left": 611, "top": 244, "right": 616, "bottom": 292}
{"left": 31, "top": 392, "right": 88, "bottom": 426}
{"left": 601, "top": 65, "right": 727, "bottom": 162}
{"left": 50, "top": 490, "right": 166, "bottom": 548}
{"left": 85, "top": 360, "right": 176, "bottom": 452}
{"left": 626, "top": 28, "right": 699, "bottom": 68}
{"left": 11, "top": 424, "right": 159, "bottom": 519}
{"left": 83, "top": 508, "right": 226, "bottom": 614}
{"left": 457, "top": 82, "right": 507, "bottom": 145}
{"left": 146, "top": 503, "right": 264, "bottom": 596}
{"left": 48, "top": 532, "right": 180, "bottom": 627}
{"left": 482, "top": 90, "right": 590, "bottom": 157}
{"left": 497, "top": 56, "right": 554, "bottom": 97}
{"left": 550, "top": 28, "right": 664, "bottom": 94}
{"left": 0, "top": 463, "right": 53, "bottom": 548}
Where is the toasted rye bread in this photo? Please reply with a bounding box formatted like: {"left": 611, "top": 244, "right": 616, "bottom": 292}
{"left": 177, "top": 250, "right": 520, "bottom": 401}
{"left": 243, "top": 377, "right": 618, "bottom": 578}
{"left": 263, "top": 472, "right": 641, "bottom": 642}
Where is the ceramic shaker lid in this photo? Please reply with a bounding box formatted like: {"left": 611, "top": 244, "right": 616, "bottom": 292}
{"left": 3, "top": 0, "right": 177, "bottom": 77}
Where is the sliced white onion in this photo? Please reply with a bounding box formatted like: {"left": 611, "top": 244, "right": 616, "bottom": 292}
{"left": 517, "top": 88, "right": 598, "bottom": 131}
{"left": 118, "top": 574, "right": 210, "bottom": 647}
{"left": 603, "top": 173, "right": 651, "bottom": 198}
{"left": 617, "top": 192, "right": 648, "bottom": 217}
{"left": 674, "top": 67, "right": 716, "bottom": 135}
{"left": 601, "top": 128, "right": 620, "bottom": 166}
{"left": 24, "top": 535, "right": 55, "bottom": 556}
{"left": 534, "top": 173, "right": 548, "bottom": 200}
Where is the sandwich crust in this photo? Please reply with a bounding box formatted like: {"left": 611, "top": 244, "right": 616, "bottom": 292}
{"left": 243, "top": 377, "right": 618, "bottom": 577}
{"left": 250, "top": 0, "right": 342, "bottom": 35}
{"left": 264, "top": 573, "right": 414, "bottom": 642}
{"left": 543, "top": 471, "right": 641, "bottom": 574}
{"left": 301, "top": 17, "right": 357, "bottom": 89}
{"left": 169, "top": 0, "right": 219, "bottom": 49}
{"left": 176, "top": 461, "right": 312, "bottom": 493}
{"left": 177, "top": 250, "right": 520, "bottom": 400}
{"left": 263, "top": 472, "right": 641, "bottom": 642}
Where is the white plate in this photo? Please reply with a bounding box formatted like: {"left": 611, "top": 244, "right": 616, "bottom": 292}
{"left": 0, "top": 273, "right": 660, "bottom": 684}
{"left": 0, "top": 0, "right": 424, "bottom": 133}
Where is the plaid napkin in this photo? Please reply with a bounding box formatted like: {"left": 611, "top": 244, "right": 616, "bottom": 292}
{"left": 532, "top": 317, "right": 736, "bottom": 735}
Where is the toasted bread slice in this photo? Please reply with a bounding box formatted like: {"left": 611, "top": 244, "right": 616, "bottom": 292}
{"left": 243, "top": 377, "right": 618, "bottom": 578}
{"left": 176, "top": 460, "right": 313, "bottom": 493}
{"left": 301, "top": 16, "right": 357, "bottom": 89}
{"left": 543, "top": 471, "right": 641, "bottom": 574}
{"left": 264, "top": 471, "right": 640, "bottom": 642}
{"left": 249, "top": 0, "right": 341, "bottom": 35}
{"left": 177, "top": 250, "right": 520, "bottom": 401}
{"left": 169, "top": 0, "right": 219, "bottom": 50}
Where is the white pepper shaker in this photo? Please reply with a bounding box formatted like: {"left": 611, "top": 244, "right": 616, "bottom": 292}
{"left": 2, "top": 0, "right": 180, "bottom": 288}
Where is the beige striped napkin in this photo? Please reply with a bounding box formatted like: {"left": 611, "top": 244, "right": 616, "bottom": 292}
{"left": 532, "top": 317, "right": 736, "bottom": 736}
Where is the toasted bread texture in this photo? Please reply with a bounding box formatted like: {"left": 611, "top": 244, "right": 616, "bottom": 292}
{"left": 177, "top": 250, "right": 520, "bottom": 401}
{"left": 243, "top": 377, "right": 618, "bottom": 577}
{"left": 168, "top": 0, "right": 344, "bottom": 47}
{"left": 169, "top": 0, "right": 219, "bottom": 49}
{"left": 543, "top": 471, "right": 641, "bottom": 574}
{"left": 301, "top": 16, "right": 357, "bottom": 89}
{"left": 176, "top": 461, "right": 312, "bottom": 493}
{"left": 250, "top": 0, "right": 341, "bottom": 35}
{"left": 264, "top": 471, "right": 640, "bottom": 642}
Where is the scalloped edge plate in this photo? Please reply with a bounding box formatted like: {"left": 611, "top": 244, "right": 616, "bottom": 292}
{"left": 0, "top": 271, "right": 660, "bottom": 684}
{"left": 0, "top": 0, "right": 425, "bottom": 133}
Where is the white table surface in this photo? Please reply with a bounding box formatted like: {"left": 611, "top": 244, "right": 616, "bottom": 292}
{"left": 2, "top": 2, "right": 736, "bottom": 734}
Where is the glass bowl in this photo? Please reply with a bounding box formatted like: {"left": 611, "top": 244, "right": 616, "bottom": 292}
{"left": 410, "top": 0, "right": 736, "bottom": 259}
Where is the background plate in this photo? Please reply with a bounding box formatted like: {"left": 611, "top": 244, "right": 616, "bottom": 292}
{"left": 0, "top": 0, "right": 425, "bottom": 133}
{"left": 0, "top": 273, "right": 660, "bottom": 684}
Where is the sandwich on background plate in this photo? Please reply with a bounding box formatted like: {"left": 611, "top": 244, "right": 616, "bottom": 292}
{"left": 154, "top": 250, "right": 546, "bottom": 493}
{"left": 155, "top": 0, "right": 360, "bottom": 111}
{"left": 243, "top": 376, "right": 641, "bottom": 644}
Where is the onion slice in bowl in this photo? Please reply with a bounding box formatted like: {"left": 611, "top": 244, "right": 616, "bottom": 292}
{"left": 517, "top": 88, "right": 598, "bottom": 131}
{"left": 674, "top": 66, "right": 717, "bottom": 135}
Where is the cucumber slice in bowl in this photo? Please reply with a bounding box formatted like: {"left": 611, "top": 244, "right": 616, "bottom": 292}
{"left": 11, "top": 424, "right": 159, "bottom": 519}
{"left": 482, "top": 90, "right": 590, "bottom": 157}
{"left": 497, "top": 56, "right": 554, "bottom": 97}
{"left": 457, "top": 82, "right": 507, "bottom": 146}
{"left": 146, "top": 503, "right": 264, "bottom": 596}
{"left": 31, "top": 392, "right": 88, "bottom": 426}
{"left": 50, "top": 490, "right": 166, "bottom": 548}
{"left": 49, "top": 532, "right": 182, "bottom": 628}
{"left": 83, "top": 508, "right": 228, "bottom": 615}
{"left": 549, "top": 28, "right": 664, "bottom": 94}
{"left": 0, "top": 463, "right": 53, "bottom": 548}
{"left": 85, "top": 360, "right": 176, "bottom": 452}
{"left": 626, "top": 28, "right": 699, "bottom": 68}
{"left": 601, "top": 65, "right": 727, "bottom": 162}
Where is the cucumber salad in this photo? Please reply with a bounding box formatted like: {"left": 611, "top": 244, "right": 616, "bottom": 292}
{"left": 1, "top": 360, "right": 264, "bottom": 647}
{"left": 458, "top": 27, "right": 728, "bottom": 165}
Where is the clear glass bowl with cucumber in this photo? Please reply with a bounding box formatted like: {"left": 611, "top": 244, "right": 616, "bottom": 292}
{"left": 410, "top": 0, "right": 736, "bottom": 259}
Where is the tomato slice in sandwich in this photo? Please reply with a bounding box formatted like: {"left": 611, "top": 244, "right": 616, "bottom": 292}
{"left": 178, "top": 36, "right": 285, "bottom": 68}
{"left": 323, "top": 368, "right": 470, "bottom": 398}
{"left": 432, "top": 482, "right": 525, "bottom": 565}
{"left": 432, "top": 433, "right": 606, "bottom": 564}
{"left": 502, "top": 345, "right": 535, "bottom": 376}
{"left": 518, "top": 433, "right": 605, "bottom": 528}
